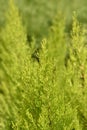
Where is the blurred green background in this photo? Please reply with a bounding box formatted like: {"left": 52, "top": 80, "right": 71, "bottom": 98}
{"left": 0, "top": 0, "right": 87, "bottom": 41}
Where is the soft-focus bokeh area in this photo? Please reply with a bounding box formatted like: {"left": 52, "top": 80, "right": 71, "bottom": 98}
{"left": 0, "top": 0, "right": 87, "bottom": 41}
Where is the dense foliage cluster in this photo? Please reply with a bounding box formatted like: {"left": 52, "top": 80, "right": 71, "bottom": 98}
{"left": 0, "top": 0, "right": 87, "bottom": 130}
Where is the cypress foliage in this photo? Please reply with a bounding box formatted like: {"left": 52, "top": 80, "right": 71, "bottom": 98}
{"left": 0, "top": 0, "right": 87, "bottom": 129}
{"left": 0, "top": 0, "right": 30, "bottom": 129}
{"left": 13, "top": 14, "right": 80, "bottom": 130}
{"left": 65, "top": 13, "right": 87, "bottom": 129}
